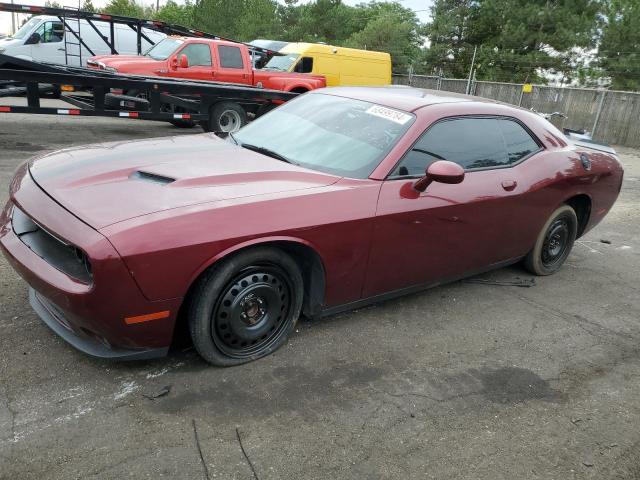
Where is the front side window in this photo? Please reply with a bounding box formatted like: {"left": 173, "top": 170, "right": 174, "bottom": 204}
{"left": 233, "top": 93, "right": 415, "bottom": 179}
{"left": 36, "top": 21, "right": 64, "bottom": 43}
{"left": 144, "top": 38, "right": 184, "bottom": 60}
{"left": 178, "top": 43, "right": 212, "bottom": 67}
{"left": 218, "top": 45, "right": 244, "bottom": 69}
{"left": 392, "top": 117, "right": 540, "bottom": 176}
{"left": 11, "top": 18, "right": 41, "bottom": 40}
{"left": 294, "top": 57, "right": 313, "bottom": 73}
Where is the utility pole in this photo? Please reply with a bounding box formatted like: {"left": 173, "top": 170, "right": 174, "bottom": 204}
{"left": 466, "top": 45, "right": 477, "bottom": 95}
{"left": 11, "top": 0, "right": 16, "bottom": 35}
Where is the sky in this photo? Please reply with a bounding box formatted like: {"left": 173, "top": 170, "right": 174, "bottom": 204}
{"left": 0, "top": 0, "right": 433, "bottom": 36}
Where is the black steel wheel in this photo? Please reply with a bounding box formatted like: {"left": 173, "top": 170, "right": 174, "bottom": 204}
{"left": 188, "top": 248, "right": 303, "bottom": 366}
{"left": 524, "top": 205, "right": 577, "bottom": 276}
{"left": 211, "top": 266, "right": 293, "bottom": 359}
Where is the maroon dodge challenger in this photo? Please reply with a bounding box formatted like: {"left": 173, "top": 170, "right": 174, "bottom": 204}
{"left": 0, "top": 87, "right": 623, "bottom": 366}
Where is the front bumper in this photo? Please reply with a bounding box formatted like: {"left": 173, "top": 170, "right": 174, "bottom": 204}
{"left": 0, "top": 163, "right": 181, "bottom": 360}
{"left": 29, "top": 288, "right": 167, "bottom": 360}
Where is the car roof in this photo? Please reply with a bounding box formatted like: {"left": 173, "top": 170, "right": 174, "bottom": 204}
{"left": 314, "top": 86, "right": 502, "bottom": 113}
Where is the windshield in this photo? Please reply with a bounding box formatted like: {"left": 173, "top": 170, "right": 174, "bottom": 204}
{"left": 263, "top": 53, "right": 299, "bottom": 71}
{"left": 233, "top": 93, "right": 415, "bottom": 179}
{"left": 144, "top": 38, "right": 183, "bottom": 60}
{"left": 11, "top": 17, "right": 41, "bottom": 40}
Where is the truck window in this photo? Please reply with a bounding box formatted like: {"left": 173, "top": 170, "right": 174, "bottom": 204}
{"left": 218, "top": 45, "right": 244, "bottom": 69}
{"left": 294, "top": 57, "right": 313, "bottom": 73}
{"left": 178, "top": 43, "right": 212, "bottom": 67}
{"left": 36, "top": 21, "right": 64, "bottom": 43}
{"left": 11, "top": 17, "right": 41, "bottom": 40}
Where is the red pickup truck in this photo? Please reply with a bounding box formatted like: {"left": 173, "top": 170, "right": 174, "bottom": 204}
{"left": 88, "top": 37, "right": 326, "bottom": 131}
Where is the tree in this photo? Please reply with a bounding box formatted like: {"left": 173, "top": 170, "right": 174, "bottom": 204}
{"left": 599, "top": 0, "right": 640, "bottom": 91}
{"left": 156, "top": 0, "right": 194, "bottom": 26}
{"left": 192, "top": 0, "right": 280, "bottom": 41}
{"left": 420, "top": 0, "right": 476, "bottom": 77}
{"left": 423, "top": 0, "right": 600, "bottom": 83}
{"left": 104, "top": 0, "right": 149, "bottom": 18}
{"left": 81, "top": 0, "right": 96, "bottom": 12}
{"left": 346, "top": 7, "right": 422, "bottom": 72}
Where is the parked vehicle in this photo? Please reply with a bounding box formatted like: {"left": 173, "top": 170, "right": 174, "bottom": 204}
{"left": 88, "top": 36, "right": 326, "bottom": 130}
{"left": 0, "top": 87, "right": 623, "bottom": 366}
{"left": 0, "top": 53, "right": 296, "bottom": 132}
{"left": 263, "top": 42, "right": 391, "bottom": 86}
{"left": 250, "top": 39, "right": 289, "bottom": 68}
{"left": 0, "top": 15, "right": 165, "bottom": 66}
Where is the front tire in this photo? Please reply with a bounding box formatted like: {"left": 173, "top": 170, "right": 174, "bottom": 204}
{"left": 188, "top": 248, "right": 303, "bottom": 366}
{"left": 524, "top": 205, "right": 578, "bottom": 276}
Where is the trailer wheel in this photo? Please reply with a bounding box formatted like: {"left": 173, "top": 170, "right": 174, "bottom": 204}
{"left": 202, "top": 102, "right": 247, "bottom": 133}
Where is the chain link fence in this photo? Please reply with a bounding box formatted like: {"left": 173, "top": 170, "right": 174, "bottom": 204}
{"left": 392, "top": 74, "right": 640, "bottom": 148}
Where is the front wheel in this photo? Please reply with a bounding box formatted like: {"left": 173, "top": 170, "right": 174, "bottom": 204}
{"left": 524, "top": 205, "right": 578, "bottom": 276}
{"left": 188, "top": 248, "right": 303, "bottom": 366}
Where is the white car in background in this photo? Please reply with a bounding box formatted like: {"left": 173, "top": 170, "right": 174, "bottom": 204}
{"left": 0, "top": 15, "right": 165, "bottom": 66}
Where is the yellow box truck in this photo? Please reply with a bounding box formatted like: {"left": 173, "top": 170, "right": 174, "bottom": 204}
{"left": 262, "top": 42, "right": 391, "bottom": 87}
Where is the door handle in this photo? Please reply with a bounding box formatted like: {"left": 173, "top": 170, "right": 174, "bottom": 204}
{"left": 501, "top": 180, "right": 517, "bottom": 191}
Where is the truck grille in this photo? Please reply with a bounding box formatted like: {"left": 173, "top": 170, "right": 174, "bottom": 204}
{"left": 11, "top": 205, "right": 93, "bottom": 284}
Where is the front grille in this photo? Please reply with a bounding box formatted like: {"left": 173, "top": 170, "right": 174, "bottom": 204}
{"left": 12, "top": 205, "right": 93, "bottom": 284}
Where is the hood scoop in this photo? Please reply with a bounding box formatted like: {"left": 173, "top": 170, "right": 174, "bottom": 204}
{"left": 130, "top": 170, "right": 175, "bottom": 185}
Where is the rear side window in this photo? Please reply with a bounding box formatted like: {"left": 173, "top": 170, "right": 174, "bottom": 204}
{"left": 179, "top": 43, "right": 212, "bottom": 66}
{"left": 392, "top": 117, "right": 540, "bottom": 176}
{"left": 218, "top": 45, "right": 244, "bottom": 69}
{"left": 498, "top": 119, "right": 540, "bottom": 163}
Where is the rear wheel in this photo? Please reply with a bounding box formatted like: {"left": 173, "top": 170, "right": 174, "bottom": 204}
{"left": 188, "top": 248, "right": 303, "bottom": 366}
{"left": 524, "top": 205, "right": 577, "bottom": 275}
{"left": 201, "top": 102, "right": 247, "bottom": 133}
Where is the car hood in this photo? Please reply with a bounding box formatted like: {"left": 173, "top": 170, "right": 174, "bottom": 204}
{"left": 88, "top": 54, "right": 162, "bottom": 71}
{"left": 28, "top": 134, "right": 340, "bottom": 229}
{"left": 0, "top": 37, "right": 23, "bottom": 49}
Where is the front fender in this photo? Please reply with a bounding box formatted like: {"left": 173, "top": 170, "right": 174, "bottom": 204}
{"left": 186, "top": 235, "right": 326, "bottom": 287}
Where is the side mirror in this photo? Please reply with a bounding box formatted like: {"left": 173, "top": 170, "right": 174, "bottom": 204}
{"left": 179, "top": 54, "right": 189, "bottom": 68}
{"left": 25, "top": 32, "right": 41, "bottom": 45}
{"left": 414, "top": 160, "right": 465, "bottom": 192}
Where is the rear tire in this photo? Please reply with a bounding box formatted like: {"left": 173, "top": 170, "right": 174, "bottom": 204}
{"left": 188, "top": 248, "right": 303, "bottom": 366}
{"left": 201, "top": 101, "right": 247, "bottom": 133}
{"left": 524, "top": 205, "right": 577, "bottom": 276}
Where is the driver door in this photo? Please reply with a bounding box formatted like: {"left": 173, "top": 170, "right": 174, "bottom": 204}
{"left": 30, "top": 21, "right": 66, "bottom": 65}
{"left": 166, "top": 43, "right": 214, "bottom": 81}
{"left": 363, "top": 116, "right": 540, "bottom": 297}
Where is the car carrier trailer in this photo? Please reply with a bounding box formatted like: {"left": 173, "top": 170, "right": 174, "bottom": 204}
{"left": 0, "top": 54, "right": 297, "bottom": 133}
{"left": 0, "top": 2, "right": 281, "bottom": 67}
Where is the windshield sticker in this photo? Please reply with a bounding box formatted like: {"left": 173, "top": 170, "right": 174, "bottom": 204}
{"left": 365, "top": 105, "right": 412, "bottom": 125}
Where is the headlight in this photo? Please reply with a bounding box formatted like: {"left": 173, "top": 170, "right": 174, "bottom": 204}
{"left": 105, "top": 66, "right": 118, "bottom": 73}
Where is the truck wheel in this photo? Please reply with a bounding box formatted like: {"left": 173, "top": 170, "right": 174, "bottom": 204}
{"left": 202, "top": 102, "right": 247, "bottom": 133}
